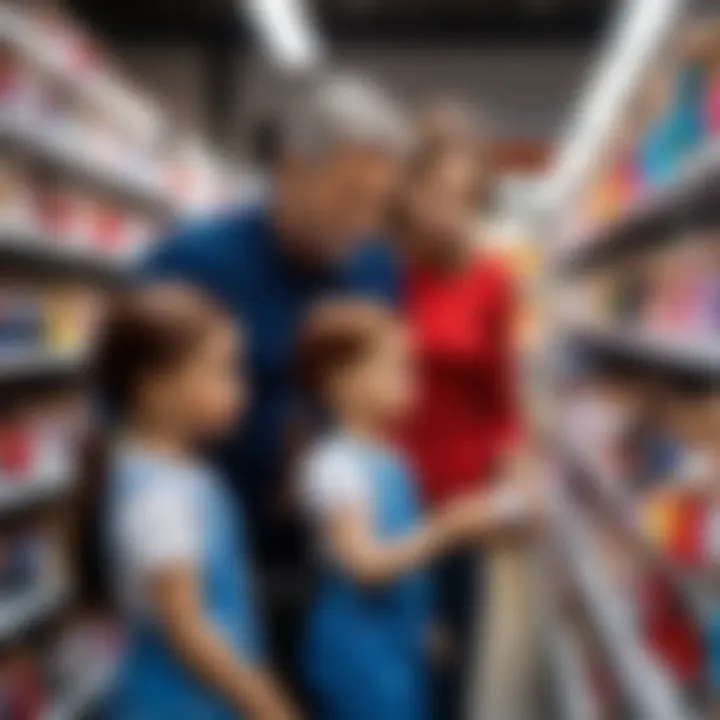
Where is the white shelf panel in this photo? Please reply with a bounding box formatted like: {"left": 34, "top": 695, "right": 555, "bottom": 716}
{"left": 0, "top": 470, "right": 73, "bottom": 514}
{"left": 0, "top": 349, "right": 83, "bottom": 384}
{"left": 44, "top": 666, "right": 113, "bottom": 720}
{"left": 0, "top": 6, "right": 161, "bottom": 138}
{"left": 554, "top": 494, "right": 690, "bottom": 720}
{"left": 0, "top": 117, "right": 173, "bottom": 212}
{"left": 560, "top": 436, "right": 713, "bottom": 621}
{"left": 0, "top": 581, "right": 70, "bottom": 646}
{"left": 563, "top": 321, "right": 720, "bottom": 377}
{"left": 0, "top": 222, "right": 131, "bottom": 282}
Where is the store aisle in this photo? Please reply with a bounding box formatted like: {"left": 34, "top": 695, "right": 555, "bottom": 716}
{"left": 1, "top": 1, "right": 720, "bottom": 718}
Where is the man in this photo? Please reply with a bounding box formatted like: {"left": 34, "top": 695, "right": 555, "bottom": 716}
{"left": 139, "top": 75, "right": 407, "bottom": 680}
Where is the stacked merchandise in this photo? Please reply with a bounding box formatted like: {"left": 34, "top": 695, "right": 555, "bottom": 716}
{"left": 559, "top": 230, "right": 720, "bottom": 358}
{"left": 0, "top": 2, "right": 233, "bottom": 717}
{"left": 551, "top": 16, "right": 720, "bottom": 718}
{"left": 559, "top": 374, "right": 717, "bottom": 698}
{"left": 0, "top": 393, "right": 82, "bottom": 510}
{"left": 558, "top": 23, "right": 720, "bottom": 255}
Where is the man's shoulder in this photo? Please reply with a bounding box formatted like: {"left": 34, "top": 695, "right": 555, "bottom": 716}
{"left": 139, "top": 204, "right": 267, "bottom": 286}
{"left": 161, "top": 205, "right": 265, "bottom": 256}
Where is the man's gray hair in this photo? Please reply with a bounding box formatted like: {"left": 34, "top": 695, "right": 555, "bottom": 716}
{"left": 281, "top": 74, "right": 410, "bottom": 158}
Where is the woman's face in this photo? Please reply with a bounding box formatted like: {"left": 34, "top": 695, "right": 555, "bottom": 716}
{"left": 403, "top": 149, "right": 479, "bottom": 255}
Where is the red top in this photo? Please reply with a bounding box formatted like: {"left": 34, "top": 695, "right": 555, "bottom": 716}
{"left": 403, "top": 253, "right": 520, "bottom": 507}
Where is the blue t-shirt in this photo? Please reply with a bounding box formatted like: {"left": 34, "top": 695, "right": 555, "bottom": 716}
{"left": 138, "top": 205, "right": 399, "bottom": 532}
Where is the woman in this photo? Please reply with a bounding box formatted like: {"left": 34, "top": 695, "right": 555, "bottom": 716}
{"left": 398, "top": 118, "right": 535, "bottom": 720}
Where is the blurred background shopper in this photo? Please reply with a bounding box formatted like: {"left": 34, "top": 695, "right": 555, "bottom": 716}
{"left": 398, "top": 114, "right": 536, "bottom": 720}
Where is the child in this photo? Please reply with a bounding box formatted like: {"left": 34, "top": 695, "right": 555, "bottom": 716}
{"left": 295, "top": 300, "right": 537, "bottom": 720}
{"left": 79, "top": 284, "right": 297, "bottom": 720}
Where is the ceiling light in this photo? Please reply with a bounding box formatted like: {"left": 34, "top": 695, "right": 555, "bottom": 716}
{"left": 242, "top": 0, "right": 323, "bottom": 72}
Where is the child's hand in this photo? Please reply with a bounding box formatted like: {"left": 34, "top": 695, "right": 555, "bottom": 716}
{"left": 439, "top": 482, "right": 543, "bottom": 546}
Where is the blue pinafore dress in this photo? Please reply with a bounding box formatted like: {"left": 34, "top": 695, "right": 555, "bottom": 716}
{"left": 107, "top": 451, "right": 263, "bottom": 720}
{"left": 301, "top": 439, "right": 433, "bottom": 720}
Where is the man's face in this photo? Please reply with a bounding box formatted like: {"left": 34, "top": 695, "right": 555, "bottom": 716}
{"left": 286, "top": 147, "right": 401, "bottom": 264}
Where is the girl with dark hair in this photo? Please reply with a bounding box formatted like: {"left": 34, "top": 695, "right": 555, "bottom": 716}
{"left": 295, "top": 299, "right": 533, "bottom": 720}
{"left": 77, "top": 284, "right": 297, "bottom": 720}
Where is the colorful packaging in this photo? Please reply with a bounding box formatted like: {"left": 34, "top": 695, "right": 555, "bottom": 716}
{"left": 0, "top": 418, "right": 33, "bottom": 480}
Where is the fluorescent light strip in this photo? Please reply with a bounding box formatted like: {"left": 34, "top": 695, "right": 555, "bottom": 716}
{"left": 542, "top": 0, "right": 684, "bottom": 219}
{"left": 243, "top": 0, "right": 323, "bottom": 72}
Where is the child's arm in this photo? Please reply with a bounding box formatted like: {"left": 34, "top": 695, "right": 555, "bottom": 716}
{"left": 148, "top": 566, "right": 299, "bottom": 720}
{"left": 323, "top": 484, "right": 535, "bottom": 587}
{"left": 123, "top": 478, "right": 299, "bottom": 720}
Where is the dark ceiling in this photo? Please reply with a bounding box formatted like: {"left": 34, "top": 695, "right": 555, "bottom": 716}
{"left": 68, "top": 0, "right": 613, "bottom": 46}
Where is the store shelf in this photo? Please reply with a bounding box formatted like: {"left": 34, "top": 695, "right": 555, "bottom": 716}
{"left": 554, "top": 143, "right": 720, "bottom": 275}
{"left": 44, "top": 667, "right": 113, "bottom": 720}
{"left": 552, "top": 485, "right": 690, "bottom": 720}
{"left": 0, "top": 224, "right": 129, "bottom": 284}
{"left": 561, "top": 438, "right": 713, "bottom": 621}
{"left": 0, "top": 470, "right": 73, "bottom": 516}
{"left": 0, "top": 581, "right": 70, "bottom": 648}
{"left": 0, "top": 117, "right": 174, "bottom": 214}
{"left": 0, "top": 350, "right": 84, "bottom": 386}
{"left": 562, "top": 321, "right": 720, "bottom": 381}
{"left": 0, "top": 6, "right": 161, "bottom": 142}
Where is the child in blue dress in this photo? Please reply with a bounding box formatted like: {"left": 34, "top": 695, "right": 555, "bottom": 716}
{"left": 295, "top": 300, "right": 535, "bottom": 720}
{"left": 80, "top": 284, "right": 297, "bottom": 720}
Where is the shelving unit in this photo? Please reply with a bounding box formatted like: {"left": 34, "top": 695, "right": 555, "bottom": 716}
{"left": 0, "top": 224, "right": 129, "bottom": 284}
{"left": 0, "top": 469, "right": 73, "bottom": 516}
{"left": 552, "top": 490, "right": 689, "bottom": 720}
{"left": 44, "top": 668, "right": 113, "bottom": 720}
{"left": 0, "top": 350, "right": 83, "bottom": 387}
{"left": 0, "top": 7, "right": 160, "bottom": 148}
{"left": 0, "top": 580, "right": 70, "bottom": 649}
{"left": 0, "top": 4, "right": 230, "bottom": 716}
{"left": 554, "top": 142, "right": 720, "bottom": 274}
{"left": 0, "top": 116, "right": 175, "bottom": 214}
{"left": 561, "top": 438, "right": 712, "bottom": 620}
{"left": 540, "top": 0, "right": 720, "bottom": 716}
{"left": 561, "top": 321, "right": 720, "bottom": 381}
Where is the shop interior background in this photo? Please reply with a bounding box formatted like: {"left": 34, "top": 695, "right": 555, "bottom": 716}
{"left": 2, "top": 0, "right": 720, "bottom": 718}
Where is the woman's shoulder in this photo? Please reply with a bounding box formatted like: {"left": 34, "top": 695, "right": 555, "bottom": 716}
{"left": 468, "top": 249, "right": 517, "bottom": 313}
{"left": 469, "top": 249, "right": 514, "bottom": 287}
